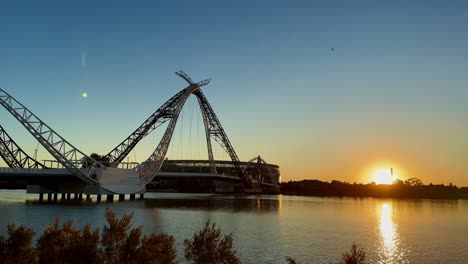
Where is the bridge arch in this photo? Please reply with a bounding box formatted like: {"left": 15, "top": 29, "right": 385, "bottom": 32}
{"left": 0, "top": 71, "right": 275, "bottom": 193}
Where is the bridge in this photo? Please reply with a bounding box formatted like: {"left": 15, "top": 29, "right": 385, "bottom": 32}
{"left": 0, "top": 71, "right": 280, "bottom": 201}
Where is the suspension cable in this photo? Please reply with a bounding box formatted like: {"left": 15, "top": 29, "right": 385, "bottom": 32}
{"left": 189, "top": 96, "right": 194, "bottom": 160}
{"left": 179, "top": 106, "right": 184, "bottom": 160}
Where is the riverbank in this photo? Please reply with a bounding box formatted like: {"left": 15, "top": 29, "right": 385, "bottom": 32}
{"left": 280, "top": 179, "right": 468, "bottom": 199}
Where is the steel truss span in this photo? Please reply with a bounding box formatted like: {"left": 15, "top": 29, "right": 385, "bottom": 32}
{"left": 0, "top": 88, "right": 101, "bottom": 184}
{"left": 103, "top": 88, "right": 185, "bottom": 167}
{"left": 0, "top": 71, "right": 277, "bottom": 193}
{"left": 0, "top": 125, "right": 46, "bottom": 169}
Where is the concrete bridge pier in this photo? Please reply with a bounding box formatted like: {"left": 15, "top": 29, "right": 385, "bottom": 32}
{"left": 39, "top": 193, "right": 44, "bottom": 202}
{"left": 139, "top": 194, "right": 144, "bottom": 199}
{"left": 66, "top": 193, "right": 71, "bottom": 200}
{"left": 130, "top": 194, "right": 135, "bottom": 200}
{"left": 119, "top": 194, "right": 125, "bottom": 201}
{"left": 106, "top": 194, "right": 113, "bottom": 202}
{"left": 86, "top": 194, "right": 91, "bottom": 200}
{"left": 53, "top": 193, "right": 58, "bottom": 203}
{"left": 97, "top": 194, "right": 102, "bottom": 203}
{"left": 47, "top": 193, "right": 52, "bottom": 202}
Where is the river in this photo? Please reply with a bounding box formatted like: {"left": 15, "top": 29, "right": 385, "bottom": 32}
{"left": 1, "top": 190, "right": 467, "bottom": 263}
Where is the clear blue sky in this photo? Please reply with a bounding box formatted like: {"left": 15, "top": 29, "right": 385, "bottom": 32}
{"left": 1, "top": 0, "right": 467, "bottom": 185}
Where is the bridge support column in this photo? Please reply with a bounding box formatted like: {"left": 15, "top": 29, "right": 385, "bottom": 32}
{"left": 47, "top": 193, "right": 52, "bottom": 202}
{"left": 119, "top": 194, "right": 125, "bottom": 201}
{"left": 106, "top": 195, "right": 113, "bottom": 202}
{"left": 39, "top": 193, "right": 44, "bottom": 202}
{"left": 66, "top": 193, "right": 70, "bottom": 200}
{"left": 97, "top": 195, "right": 101, "bottom": 203}
{"left": 78, "top": 193, "right": 82, "bottom": 200}
{"left": 86, "top": 194, "right": 91, "bottom": 200}
{"left": 53, "top": 193, "right": 58, "bottom": 203}
{"left": 139, "top": 194, "right": 144, "bottom": 200}
{"left": 130, "top": 194, "right": 135, "bottom": 200}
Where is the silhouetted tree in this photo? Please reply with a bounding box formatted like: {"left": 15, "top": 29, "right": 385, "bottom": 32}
{"left": 136, "top": 233, "right": 176, "bottom": 264}
{"left": 119, "top": 226, "right": 142, "bottom": 263}
{"left": 82, "top": 153, "right": 110, "bottom": 168}
{"left": 404, "top": 178, "right": 423, "bottom": 186}
{"left": 184, "top": 220, "right": 239, "bottom": 264}
{"left": 100, "top": 208, "right": 176, "bottom": 264}
{"left": 37, "top": 219, "right": 100, "bottom": 264}
{"left": 331, "top": 242, "right": 366, "bottom": 264}
{"left": 0, "top": 224, "right": 36, "bottom": 264}
{"left": 100, "top": 208, "right": 135, "bottom": 263}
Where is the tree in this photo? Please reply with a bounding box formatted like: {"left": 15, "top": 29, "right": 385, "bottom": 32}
{"left": 82, "top": 153, "right": 110, "bottom": 168}
{"left": 100, "top": 208, "right": 134, "bottom": 264}
{"left": 100, "top": 208, "right": 176, "bottom": 264}
{"left": 184, "top": 220, "right": 239, "bottom": 264}
{"left": 331, "top": 242, "right": 366, "bottom": 264}
{"left": 404, "top": 178, "right": 423, "bottom": 186}
{"left": 136, "top": 233, "right": 176, "bottom": 264}
{"left": 0, "top": 224, "right": 36, "bottom": 264}
{"left": 36, "top": 219, "right": 100, "bottom": 264}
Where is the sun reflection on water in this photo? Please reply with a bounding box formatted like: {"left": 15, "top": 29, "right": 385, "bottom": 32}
{"left": 380, "top": 203, "right": 396, "bottom": 254}
{"left": 377, "top": 202, "right": 410, "bottom": 263}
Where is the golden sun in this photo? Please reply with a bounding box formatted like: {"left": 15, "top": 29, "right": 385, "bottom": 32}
{"left": 373, "top": 168, "right": 395, "bottom": 185}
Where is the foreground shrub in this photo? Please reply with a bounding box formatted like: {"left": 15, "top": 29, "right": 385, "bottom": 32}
{"left": 0, "top": 224, "right": 36, "bottom": 264}
{"left": 0, "top": 208, "right": 367, "bottom": 264}
{"left": 136, "top": 233, "right": 177, "bottom": 264}
{"left": 100, "top": 209, "right": 135, "bottom": 263}
{"left": 331, "top": 242, "right": 366, "bottom": 264}
{"left": 101, "top": 208, "right": 176, "bottom": 264}
{"left": 184, "top": 219, "right": 239, "bottom": 264}
{"left": 36, "top": 219, "right": 100, "bottom": 264}
{"left": 0, "top": 208, "right": 176, "bottom": 264}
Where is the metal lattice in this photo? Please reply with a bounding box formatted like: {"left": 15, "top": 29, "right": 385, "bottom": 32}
{"left": 0, "top": 125, "right": 47, "bottom": 169}
{"left": 105, "top": 74, "right": 211, "bottom": 167}
{"left": 104, "top": 88, "right": 187, "bottom": 167}
{"left": 171, "top": 71, "right": 253, "bottom": 188}
{"left": 193, "top": 89, "right": 253, "bottom": 188}
{"left": 0, "top": 88, "right": 101, "bottom": 184}
{"left": 137, "top": 72, "right": 211, "bottom": 184}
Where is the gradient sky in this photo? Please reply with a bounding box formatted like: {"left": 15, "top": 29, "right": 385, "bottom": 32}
{"left": 1, "top": 0, "right": 467, "bottom": 185}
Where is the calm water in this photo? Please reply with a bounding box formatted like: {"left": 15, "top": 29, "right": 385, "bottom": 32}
{"left": 0, "top": 190, "right": 467, "bottom": 263}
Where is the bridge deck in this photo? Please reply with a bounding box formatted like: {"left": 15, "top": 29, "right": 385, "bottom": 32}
{"left": 0, "top": 167, "right": 241, "bottom": 182}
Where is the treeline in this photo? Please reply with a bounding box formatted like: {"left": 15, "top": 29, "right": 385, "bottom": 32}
{"left": 281, "top": 179, "right": 468, "bottom": 199}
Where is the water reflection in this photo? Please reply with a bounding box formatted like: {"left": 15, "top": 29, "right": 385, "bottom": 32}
{"left": 377, "top": 202, "right": 408, "bottom": 263}
{"left": 380, "top": 203, "right": 396, "bottom": 254}
{"left": 143, "top": 194, "right": 281, "bottom": 213}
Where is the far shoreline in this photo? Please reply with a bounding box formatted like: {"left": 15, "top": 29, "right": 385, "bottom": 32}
{"left": 280, "top": 179, "right": 468, "bottom": 200}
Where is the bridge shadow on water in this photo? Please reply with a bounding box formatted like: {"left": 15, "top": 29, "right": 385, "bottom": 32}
{"left": 143, "top": 193, "right": 281, "bottom": 214}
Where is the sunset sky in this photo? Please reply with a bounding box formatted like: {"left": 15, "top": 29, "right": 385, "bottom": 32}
{"left": 1, "top": 1, "right": 467, "bottom": 185}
